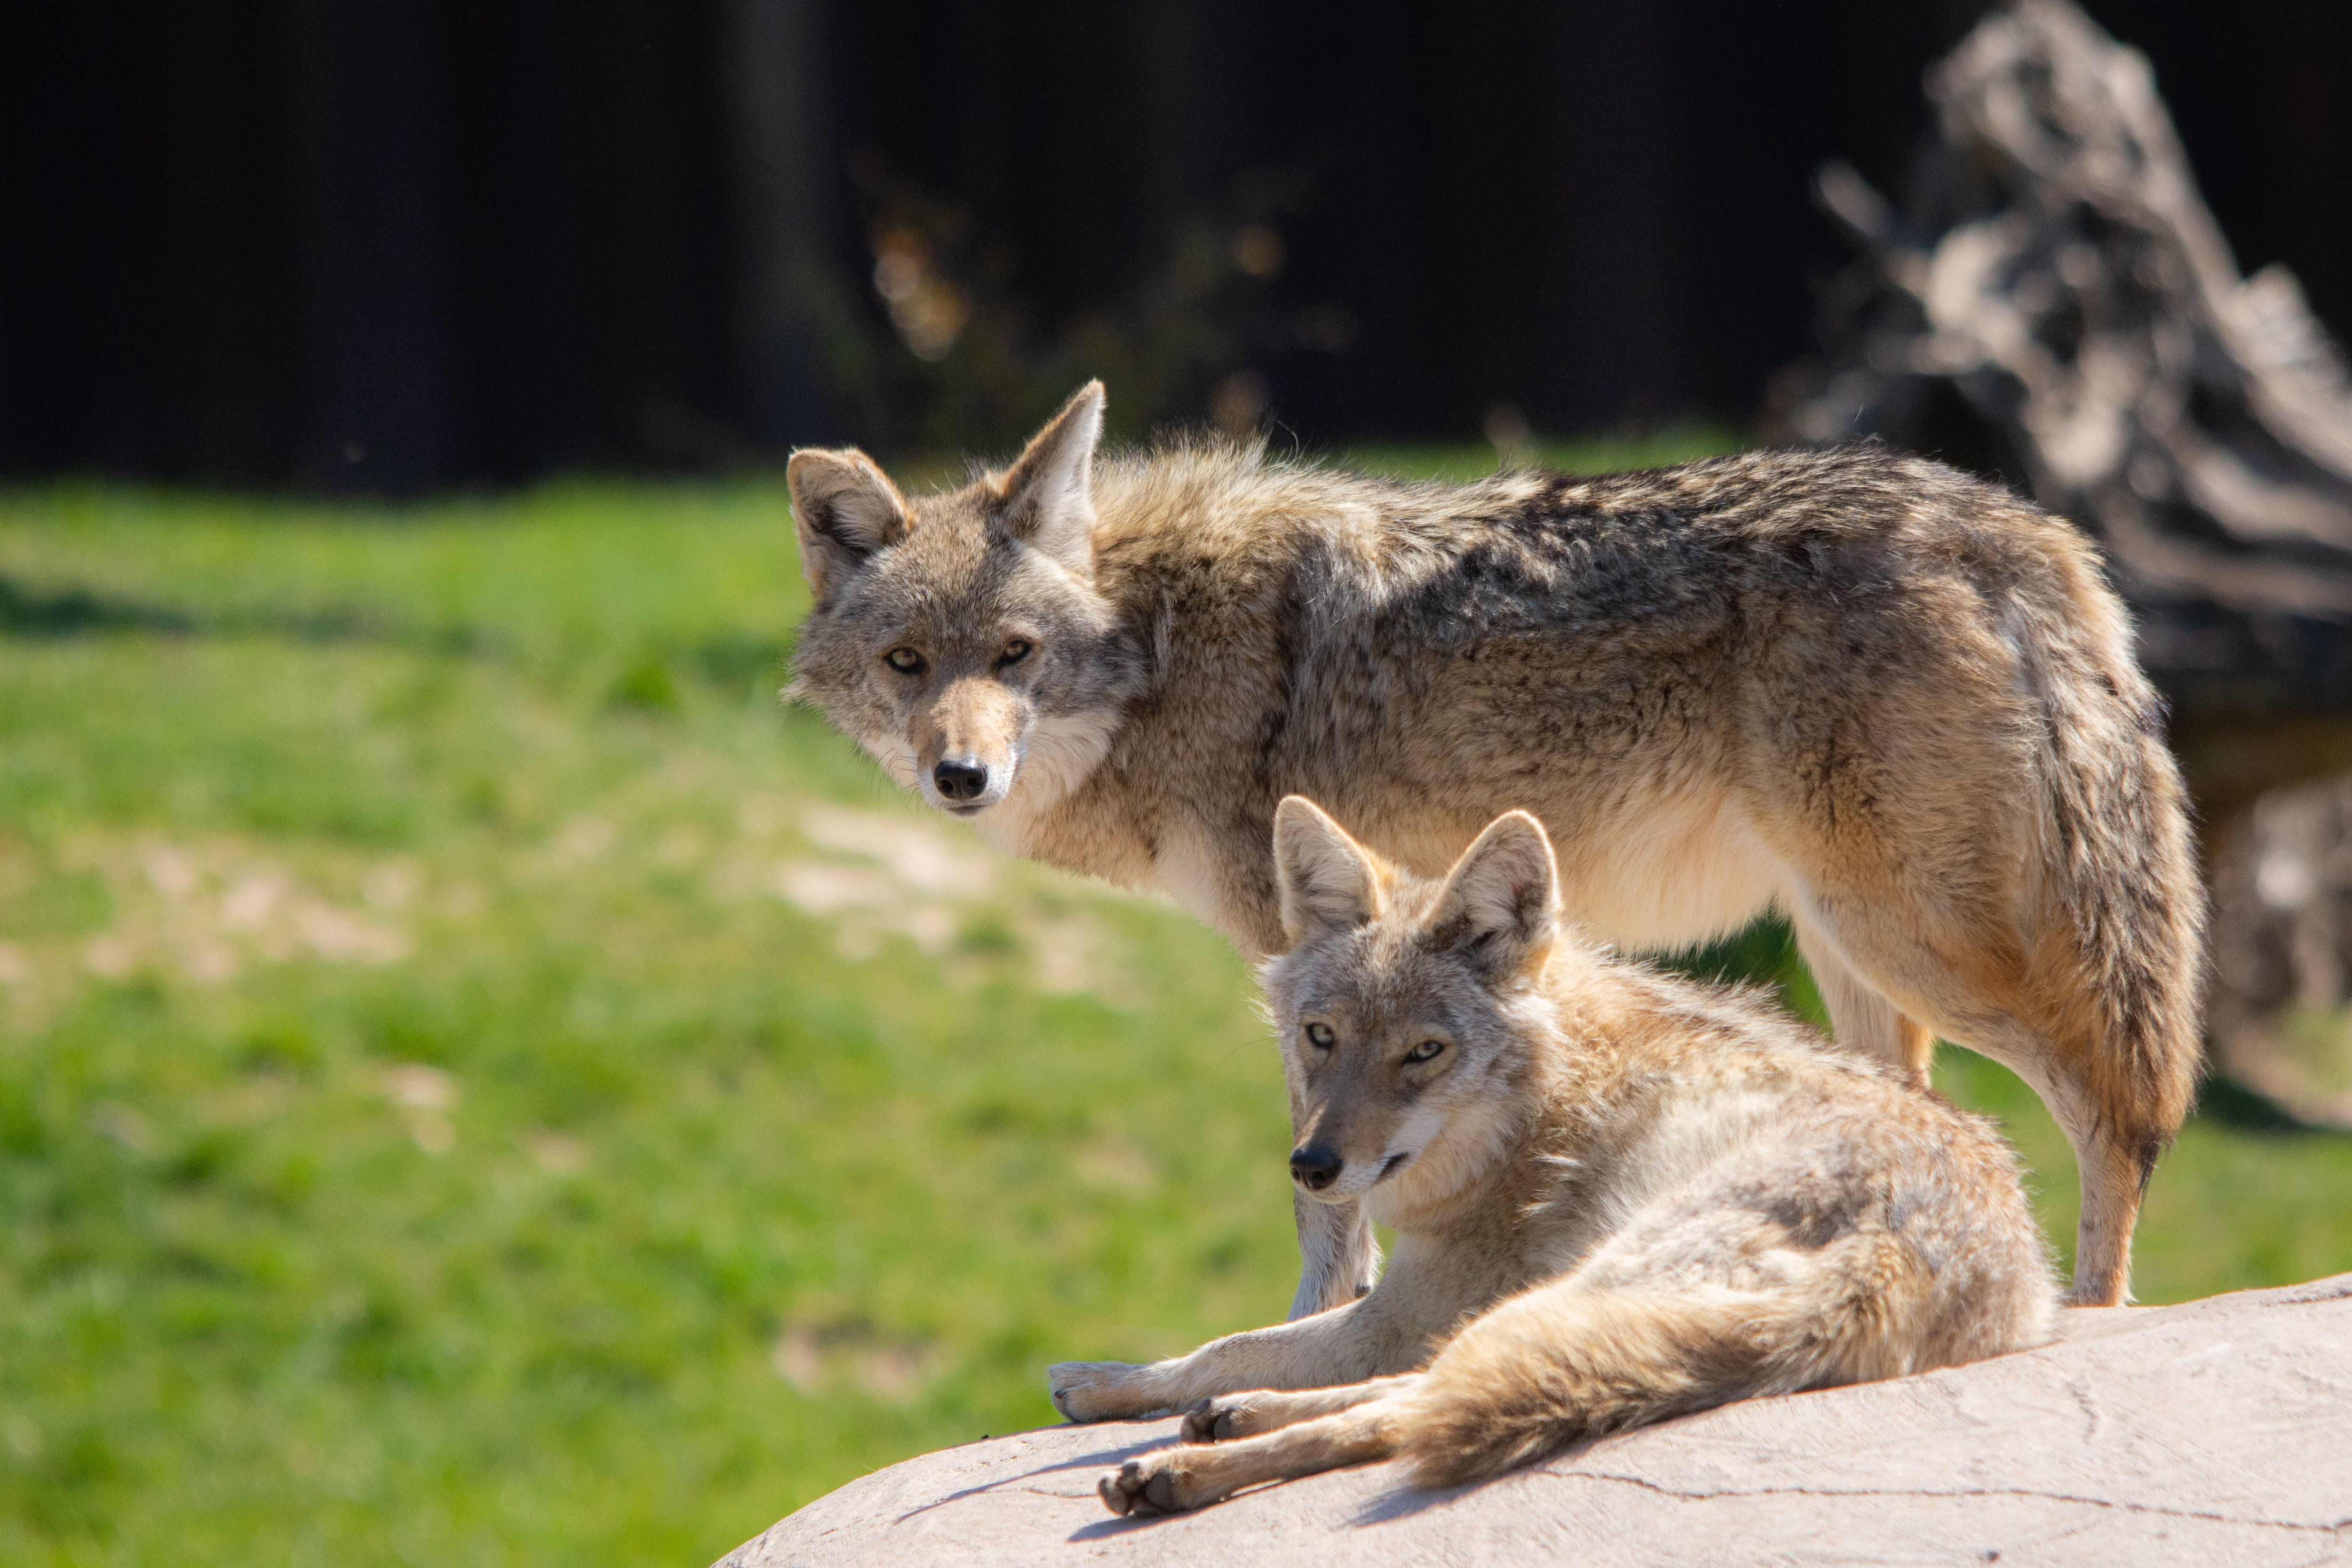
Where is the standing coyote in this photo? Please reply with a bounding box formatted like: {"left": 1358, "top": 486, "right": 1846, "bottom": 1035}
{"left": 785, "top": 382, "right": 2202, "bottom": 1308}
{"left": 1049, "top": 799, "right": 2058, "bottom": 1515}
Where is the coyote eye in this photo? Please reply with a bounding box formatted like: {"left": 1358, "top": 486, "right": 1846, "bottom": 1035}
{"left": 998, "top": 639, "right": 1032, "bottom": 666}
{"left": 884, "top": 647, "right": 926, "bottom": 675}
{"left": 1405, "top": 1039, "right": 1446, "bottom": 1063}
{"left": 1305, "top": 1022, "right": 1336, "bottom": 1049}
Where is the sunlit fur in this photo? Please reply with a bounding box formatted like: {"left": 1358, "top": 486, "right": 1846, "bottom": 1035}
{"left": 1051, "top": 800, "right": 2058, "bottom": 1518}
{"left": 787, "top": 382, "right": 2205, "bottom": 1310}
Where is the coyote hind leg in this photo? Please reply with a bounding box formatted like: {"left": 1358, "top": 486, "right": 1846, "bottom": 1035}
{"left": 1794, "top": 921, "right": 1934, "bottom": 1089}
{"left": 2064, "top": 1113, "right": 2159, "bottom": 1308}
{"left": 1894, "top": 1016, "right": 1935, "bottom": 1085}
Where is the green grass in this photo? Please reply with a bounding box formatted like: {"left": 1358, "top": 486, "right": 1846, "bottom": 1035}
{"left": 2, "top": 437, "right": 2348, "bottom": 1566}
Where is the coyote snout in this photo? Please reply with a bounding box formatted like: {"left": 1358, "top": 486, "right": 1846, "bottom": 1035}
{"left": 1287, "top": 1143, "right": 1341, "bottom": 1192}
{"left": 931, "top": 757, "right": 990, "bottom": 804}
{"left": 913, "top": 679, "right": 1025, "bottom": 815}
{"left": 1289, "top": 1141, "right": 1416, "bottom": 1197}
{"left": 1284, "top": 1095, "right": 1427, "bottom": 1202}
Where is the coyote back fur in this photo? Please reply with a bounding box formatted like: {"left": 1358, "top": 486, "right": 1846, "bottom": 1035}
{"left": 1050, "top": 800, "right": 2058, "bottom": 1516}
{"left": 785, "top": 383, "right": 2203, "bottom": 1307}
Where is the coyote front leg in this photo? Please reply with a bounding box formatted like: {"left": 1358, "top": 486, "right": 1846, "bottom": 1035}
{"left": 1102, "top": 1395, "right": 1408, "bottom": 1516}
{"left": 1289, "top": 1193, "right": 1380, "bottom": 1319}
{"left": 1049, "top": 1295, "right": 1411, "bottom": 1424}
{"left": 1180, "top": 1374, "right": 1423, "bottom": 1443}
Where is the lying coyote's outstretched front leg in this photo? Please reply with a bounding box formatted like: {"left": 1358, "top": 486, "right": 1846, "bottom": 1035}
{"left": 1103, "top": 1394, "right": 1412, "bottom": 1517}
{"left": 1049, "top": 1293, "right": 1422, "bottom": 1424}
{"left": 1180, "top": 1374, "right": 1424, "bottom": 1443}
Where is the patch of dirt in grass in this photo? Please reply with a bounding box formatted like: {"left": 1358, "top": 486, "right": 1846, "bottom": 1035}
{"left": 0, "top": 835, "right": 415, "bottom": 1015}
{"left": 770, "top": 1320, "right": 939, "bottom": 1404}
{"left": 763, "top": 804, "right": 1140, "bottom": 1002}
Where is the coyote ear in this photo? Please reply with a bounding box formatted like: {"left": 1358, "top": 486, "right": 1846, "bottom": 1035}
{"left": 1273, "top": 796, "right": 1383, "bottom": 948}
{"left": 1429, "top": 811, "right": 1558, "bottom": 969}
{"left": 996, "top": 381, "right": 1104, "bottom": 579}
{"left": 787, "top": 448, "right": 910, "bottom": 605}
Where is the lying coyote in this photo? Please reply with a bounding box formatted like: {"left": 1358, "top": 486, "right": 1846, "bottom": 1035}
{"left": 785, "top": 382, "right": 2202, "bottom": 1307}
{"left": 1048, "top": 799, "right": 2057, "bottom": 1516}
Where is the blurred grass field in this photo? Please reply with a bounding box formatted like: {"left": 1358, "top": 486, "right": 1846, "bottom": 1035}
{"left": 4, "top": 434, "right": 2350, "bottom": 1567}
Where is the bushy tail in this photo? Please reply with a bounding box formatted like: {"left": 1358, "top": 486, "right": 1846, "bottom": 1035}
{"left": 1397, "top": 1240, "right": 1933, "bottom": 1489}
{"left": 2013, "top": 563, "right": 2207, "bottom": 1168}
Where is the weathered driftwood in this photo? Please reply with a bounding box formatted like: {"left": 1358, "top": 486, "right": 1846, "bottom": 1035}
{"left": 1770, "top": 0, "right": 2352, "bottom": 728}
{"left": 2209, "top": 774, "right": 2352, "bottom": 1128}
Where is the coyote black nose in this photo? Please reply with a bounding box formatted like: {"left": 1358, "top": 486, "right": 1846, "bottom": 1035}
{"left": 1289, "top": 1145, "right": 1342, "bottom": 1191}
{"left": 933, "top": 758, "right": 990, "bottom": 802}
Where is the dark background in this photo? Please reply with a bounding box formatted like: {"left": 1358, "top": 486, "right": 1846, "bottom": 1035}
{"left": 3, "top": 0, "right": 2346, "bottom": 492}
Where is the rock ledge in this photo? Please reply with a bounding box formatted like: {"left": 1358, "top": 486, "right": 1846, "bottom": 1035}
{"left": 725, "top": 1274, "right": 2352, "bottom": 1567}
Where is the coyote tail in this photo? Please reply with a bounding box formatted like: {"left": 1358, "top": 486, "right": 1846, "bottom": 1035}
{"left": 2014, "top": 566, "right": 2207, "bottom": 1167}
{"left": 1397, "top": 1239, "right": 1929, "bottom": 1489}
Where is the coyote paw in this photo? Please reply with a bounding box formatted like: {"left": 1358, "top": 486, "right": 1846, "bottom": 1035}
{"left": 1047, "top": 1361, "right": 1153, "bottom": 1424}
{"left": 1098, "top": 1453, "right": 1193, "bottom": 1517}
{"left": 1180, "top": 1395, "right": 1261, "bottom": 1443}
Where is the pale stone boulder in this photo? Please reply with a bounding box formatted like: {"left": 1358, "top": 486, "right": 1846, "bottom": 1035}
{"left": 723, "top": 1274, "right": 2352, "bottom": 1567}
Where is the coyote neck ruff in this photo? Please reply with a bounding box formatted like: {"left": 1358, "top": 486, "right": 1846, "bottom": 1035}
{"left": 785, "top": 382, "right": 2205, "bottom": 1311}
{"left": 1048, "top": 799, "right": 2058, "bottom": 1517}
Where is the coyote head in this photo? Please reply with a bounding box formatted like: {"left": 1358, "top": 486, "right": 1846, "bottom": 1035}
{"left": 1263, "top": 798, "right": 1565, "bottom": 1211}
{"left": 785, "top": 383, "right": 1144, "bottom": 818}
